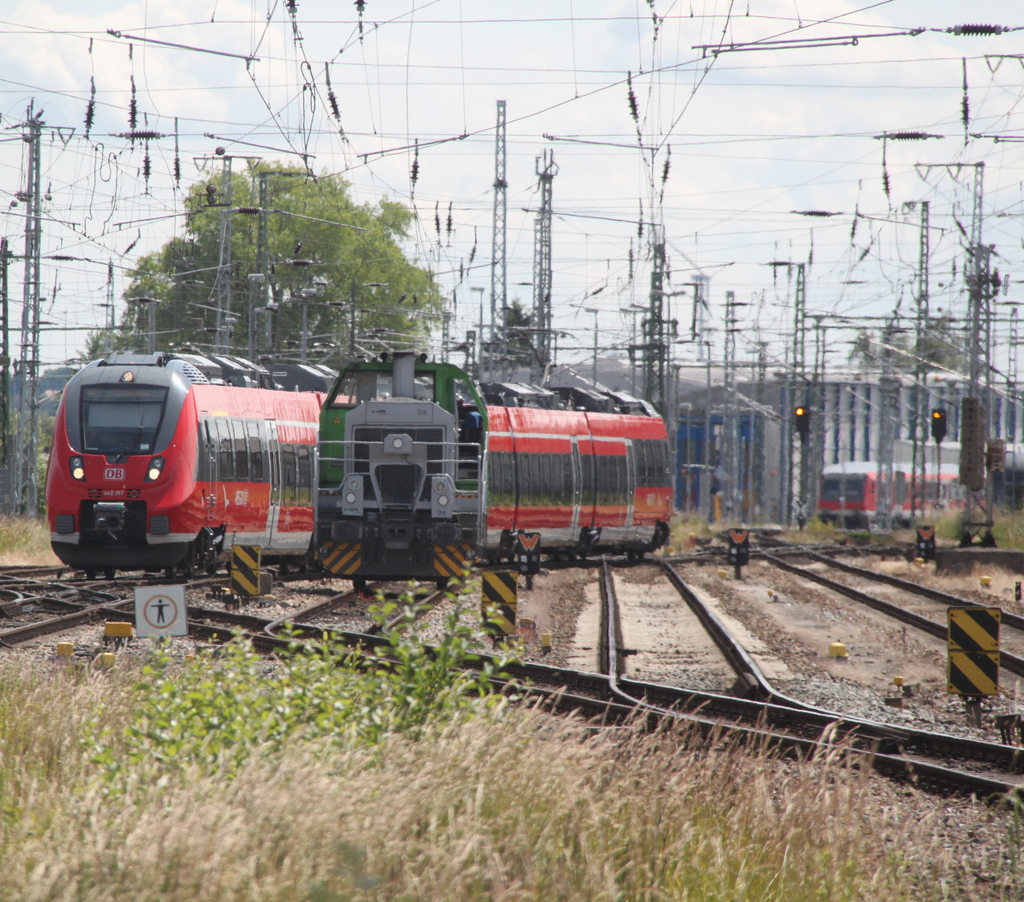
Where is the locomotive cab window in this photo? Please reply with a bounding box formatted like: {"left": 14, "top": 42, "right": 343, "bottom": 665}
{"left": 80, "top": 385, "right": 168, "bottom": 456}
{"left": 329, "top": 369, "right": 435, "bottom": 408}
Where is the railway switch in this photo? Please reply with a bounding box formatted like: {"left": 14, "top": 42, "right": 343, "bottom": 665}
{"left": 828, "top": 642, "right": 848, "bottom": 658}
{"left": 540, "top": 632, "right": 552, "bottom": 654}
{"left": 96, "top": 652, "right": 116, "bottom": 669}
{"left": 55, "top": 642, "right": 73, "bottom": 657}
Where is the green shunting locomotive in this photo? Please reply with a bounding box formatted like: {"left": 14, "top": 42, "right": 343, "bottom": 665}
{"left": 316, "top": 351, "right": 487, "bottom": 589}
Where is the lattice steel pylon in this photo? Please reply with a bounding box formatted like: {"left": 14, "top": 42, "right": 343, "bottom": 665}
{"left": 911, "top": 200, "right": 930, "bottom": 520}
{"left": 488, "top": 100, "right": 507, "bottom": 379}
{"left": 12, "top": 107, "right": 43, "bottom": 517}
{"left": 962, "top": 162, "right": 994, "bottom": 540}
{"left": 642, "top": 230, "right": 668, "bottom": 414}
{"left": 532, "top": 149, "right": 556, "bottom": 380}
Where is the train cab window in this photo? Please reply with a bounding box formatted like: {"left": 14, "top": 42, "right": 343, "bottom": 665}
{"left": 232, "top": 420, "right": 249, "bottom": 481}
{"left": 80, "top": 385, "right": 168, "bottom": 456}
{"left": 329, "top": 369, "right": 435, "bottom": 408}
{"left": 821, "top": 476, "right": 864, "bottom": 503}
{"left": 246, "top": 421, "right": 264, "bottom": 481}
{"left": 216, "top": 418, "right": 234, "bottom": 481}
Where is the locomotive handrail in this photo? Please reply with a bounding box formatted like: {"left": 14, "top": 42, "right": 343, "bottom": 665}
{"left": 317, "top": 440, "right": 482, "bottom": 493}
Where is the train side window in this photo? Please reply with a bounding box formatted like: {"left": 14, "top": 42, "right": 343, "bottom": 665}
{"left": 634, "top": 440, "right": 647, "bottom": 487}
{"left": 216, "top": 418, "right": 234, "bottom": 481}
{"left": 560, "top": 453, "right": 573, "bottom": 505}
{"left": 281, "top": 444, "right": 296, "bottom": 505}
{"left": 232, "top": 420, "right": 249, "bottom": 481}
{"left": 614, "top": 455, "right": 627, "bottom": 504}
{"left": 297, "top": 446, "right": 312, "bottom": 505}
{"left": 247, "top": 421, "right": 264, "bottom": 481}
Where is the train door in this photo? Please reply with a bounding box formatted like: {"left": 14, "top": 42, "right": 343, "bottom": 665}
{"left": 570, "top": 438, "right": 583, "bottom": 536}
{"left": 200, "top": 418, "right": 218, "bottom": 528}
{"left": 624, "top": 439, "right": 637, "bottom": 538}
{"left": 266, "top": 420, "right": 280, "bottom": 548}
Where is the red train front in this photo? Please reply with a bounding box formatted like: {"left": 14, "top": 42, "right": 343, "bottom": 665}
{"left": 46, "top": 351, "right": 322, "bottom": 578}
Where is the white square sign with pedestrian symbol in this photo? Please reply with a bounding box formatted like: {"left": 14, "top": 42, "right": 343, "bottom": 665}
{"left": 134, "top": 586, "right": 188, "bottom": 638}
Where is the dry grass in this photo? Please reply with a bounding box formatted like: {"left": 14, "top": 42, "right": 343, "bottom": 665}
{"left": 0, "top": 656, "right": 1000, "bottom": 902}
{"left": 0, "top": 516, "right": 60, "bottom": 566}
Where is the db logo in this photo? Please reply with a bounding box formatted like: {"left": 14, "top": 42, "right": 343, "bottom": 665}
{"left": 104, "top": 467, "right": 125, "bottom": 480}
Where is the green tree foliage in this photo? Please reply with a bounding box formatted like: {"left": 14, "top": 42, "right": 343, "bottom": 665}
{"left": 847, "top": 314, "right": 962, "bottom": 375}
{"left": 483, "top": 298, "right": 537, "bottom": 370}
{"left": 87, "top": 164, "right": 442, "bottom": 363}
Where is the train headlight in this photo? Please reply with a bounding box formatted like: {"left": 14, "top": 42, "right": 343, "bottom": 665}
{"left": 145, "top": 457, "right": 165, "bottom": 482}
{"left": 437, "top": 494, "right": 450, "bottom": 507}
{"left": 69, "top": 455, "right": 85, "bottom": 481}
{"left": 346, "top": 477, "right": 361, "bottom": 492}
{"left": 345, "top": 492, "right": 357, "bottom": 504}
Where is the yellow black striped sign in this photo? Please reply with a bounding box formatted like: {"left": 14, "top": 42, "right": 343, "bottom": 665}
{"left": 482, "top": 571, "right": 517, "bottom": 634}
{"left": 948, "top": 607, "right": 1000, "bottom": 652}
{"left": 947, "top": 607, "right": 1000, "bottom": 696}
{"left": 948, "top": 651, "right": 1000, "bottom": 696}
{"left": 319, "top": 541, "right": 363, "bottom": 576}
{"left": 230, "top": 545, "right": 261, "bottom": 597}
{"left": 434, "top": 543, "right": 471, "bottom": 577}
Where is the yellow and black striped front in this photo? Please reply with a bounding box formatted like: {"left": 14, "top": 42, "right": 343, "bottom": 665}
{"left": 230, "top": 545, "right": 262, "bottom": 596}
{"left": 320, "top": 541, "right": 363, "bottom": 576}
{"left": 433, "top": 543, "right": 471, "bottom": 578}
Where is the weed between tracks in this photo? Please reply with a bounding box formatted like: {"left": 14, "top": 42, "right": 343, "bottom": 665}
{"left": 0, "top": 592, "right": 1015, "bottom": 900}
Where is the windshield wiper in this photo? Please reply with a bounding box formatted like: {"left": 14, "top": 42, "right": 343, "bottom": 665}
{"left": 111, "top": 421, "right": 145, "bottom": 464}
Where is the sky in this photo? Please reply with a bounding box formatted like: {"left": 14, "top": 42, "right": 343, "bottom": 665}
{"left": 1, "top": 0, "right": 1023, "bottom": 383}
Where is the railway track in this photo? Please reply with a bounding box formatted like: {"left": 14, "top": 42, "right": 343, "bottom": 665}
{"left": 761, "top": 550, "right": 1024, "bottom": 682}
{"left": 591, "top": 558, "right": 1024, "bottom": 800}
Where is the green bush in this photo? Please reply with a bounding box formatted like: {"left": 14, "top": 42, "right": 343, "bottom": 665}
{"left": 89, "top": 591, "right": 516, "bottom": 784}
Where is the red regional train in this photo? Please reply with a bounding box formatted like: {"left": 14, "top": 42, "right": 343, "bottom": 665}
{"left": 484, "top": 401, "right": 672, "bottom": 561}
{"left": 816, "top": 460, "right": 964, "bottom": 529}
{"left": 46, "top": 352, "right": 322, "bottom": 578}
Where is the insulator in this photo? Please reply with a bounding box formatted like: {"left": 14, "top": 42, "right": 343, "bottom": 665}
{"left": 286, "top": 0, "right": 297, "bottom": 11}
{"left": 411, "top": 156, "right": 419, "bottom": 185}
{"left": 434, "top": 202, "right": 440, "bottom": 236}
{"left": 173, "top": 154, "right": 181, "bottom": 184}
{"left": 887, "top": 131, "right": 930, "bottom": 140}
{"left": 446, "top": 201, "right": 452, "bottom": 236}
{"left": 129, "top": 74, "right": 137, "bottom": 129}
{"left": 84, "top": 100, "right": 95, "bottom": 135}
{"left": 234, "top": 206, "right": 260, "bottom": 214}
{"left": 328, "top": 89, "right": 341, "bottom": 121}
{"left": 661, "top": 157, "right": 670, "bottom": 184}
{"left": 142, "top": 152, "right": 151, "bottom": 182}
{"left": 627, "top": 72, "right": 639, "bottom": 123}
{"left": 951, "top": 24, "right": 1005, "bottom": 36}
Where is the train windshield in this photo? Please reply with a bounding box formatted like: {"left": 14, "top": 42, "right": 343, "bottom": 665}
{"left": 821, "top": 475, "right": 865, "bottom": 503}
{"left": 329, "top": 369, "right": 434, "bottom": 408}
{"left": 80, "top": 385, "right": 168, "bottom": 455}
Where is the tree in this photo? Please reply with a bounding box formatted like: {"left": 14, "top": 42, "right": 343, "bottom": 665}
{"left": 847, "top": 314, "right": 962, "bottom": 375}
{"left": 86, "top": 164, "right": 442, "bottom": 363}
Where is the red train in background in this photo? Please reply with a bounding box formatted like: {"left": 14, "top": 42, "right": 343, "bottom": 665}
{"left": 816, "top": 460, "right": 964, "bottom": 529}
{"left": 46, "top": 351, "right": 322, "bottom": 578}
